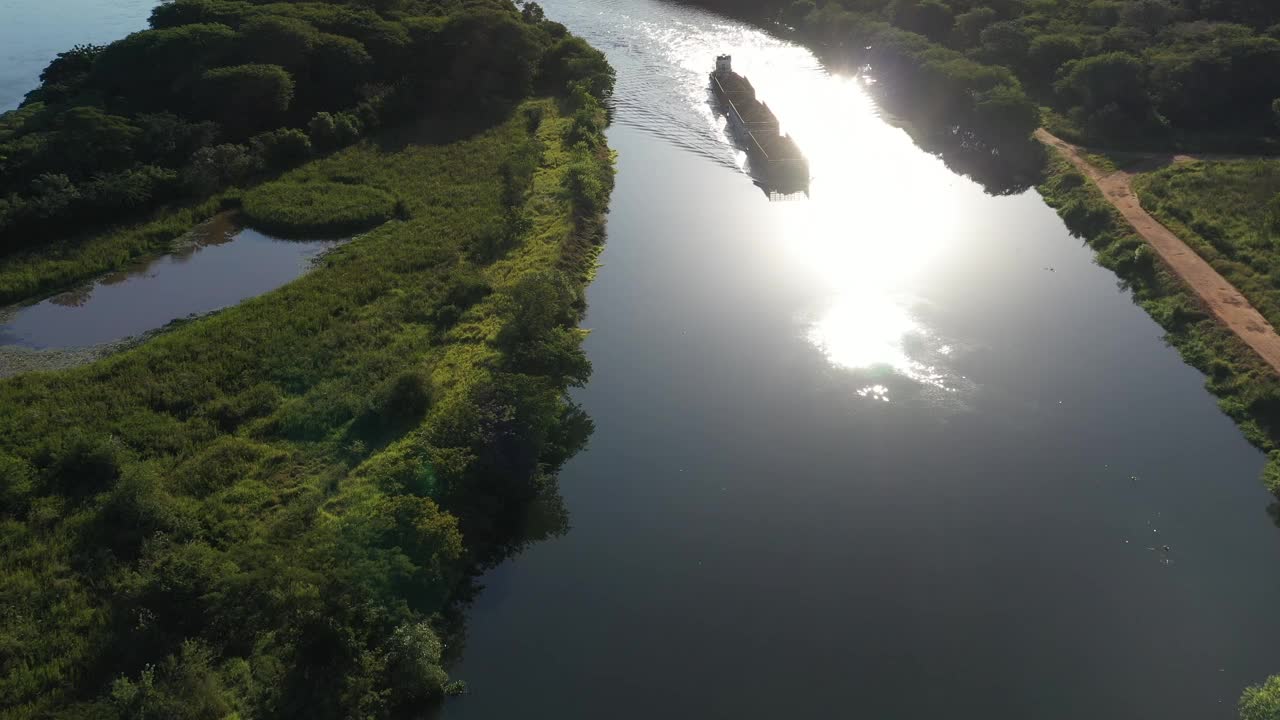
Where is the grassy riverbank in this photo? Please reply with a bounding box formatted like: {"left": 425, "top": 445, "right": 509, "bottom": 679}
{"left": 1133, "top": 159, "right": 1280, "bottom": 332}
{"left": 1039, "top": 156, "right": 1280, "bottom": 459}
{"left": 0, "top": 92, "right": 613, "bottom": 717}
{"left": 1040, "top": 152, "right": 1280, "bottom": 715}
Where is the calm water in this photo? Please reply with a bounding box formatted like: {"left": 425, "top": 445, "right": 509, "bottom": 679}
{"left": 442, "top": 1, "right": 1280, "bottom": 718}
{"left": 1, "top": 0, "right": 155, "bottom": 111}
{"left": 0, "top": 214, "right": 338, "bottom": 349}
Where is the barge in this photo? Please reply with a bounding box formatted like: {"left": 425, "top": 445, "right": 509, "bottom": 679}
{"left": 709, "top": 55, "right": 810, "bottom": 194}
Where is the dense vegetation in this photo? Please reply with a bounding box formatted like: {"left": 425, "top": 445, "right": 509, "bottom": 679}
{"left": 685, "top": 0, "right": 1280, "bottom": 150}
{"left": 0, "top": 95, "right": 613, "bottom": 718}
{"left": 0, "top": 0, "right": 611, "bottom": 279}
{"left": 0, "top": 0, "right": 616, "bottom": 717}
{"left": 1134, "top": 159, "right": 1280, "bottom": 331}
{"left": 241, "top": 179, "right": 399, "bottom": 236}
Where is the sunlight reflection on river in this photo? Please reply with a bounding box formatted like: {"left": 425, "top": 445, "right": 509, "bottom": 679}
{"left": 635, "top": 20, "right": 967, "bottom": 400}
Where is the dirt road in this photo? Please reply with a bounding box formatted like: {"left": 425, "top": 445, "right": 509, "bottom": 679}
{"left": 1035, "top": 128, "right": 1280, "bottom": 375}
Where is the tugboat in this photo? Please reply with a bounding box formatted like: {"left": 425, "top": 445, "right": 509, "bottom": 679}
{"left": 709, "top": 54, "right": 810, "bottom": 195}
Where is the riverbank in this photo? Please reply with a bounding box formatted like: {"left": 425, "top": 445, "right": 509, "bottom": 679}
{"left": 0, "top": 96, "right": 614, "bottom": 717}
{"left": 1037, "top": 148, "right": 1280, "bottom": 479}
{"left": 1036, "top": 129, "right": 1280, "bottom": 376}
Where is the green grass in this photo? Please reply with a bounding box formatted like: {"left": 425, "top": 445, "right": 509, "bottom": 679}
{"left": 0, "top": 96, "right": 614, "bottom": 718}
{"left": 241, "top": 180, "right": 400, "bottom": 237}
{"left": 1133, "top": 159, "right": 1280, "bottom": 333}
{"left": 1039, "top": 155, "right": 1280, "bottom": 488}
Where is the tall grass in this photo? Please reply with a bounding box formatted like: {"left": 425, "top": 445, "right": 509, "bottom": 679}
{"left": 1134, "top": 160, "right": 1280, "bottom": 330}
{"left": 241, "top": 180, "right": 399, "bottom": 237}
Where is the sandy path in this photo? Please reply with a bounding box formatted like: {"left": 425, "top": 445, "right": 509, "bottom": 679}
{"left": 1035, "top": 128, "right": 1280, "bottom": 375}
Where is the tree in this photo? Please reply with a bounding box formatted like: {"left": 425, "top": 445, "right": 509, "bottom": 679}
{"left": 1026, "top": 35, "right": 1084, "bottom": 88}
{"left": 435, "top": 10, "right": 546, "bottom": 110}
{"left": 520, "top": 1, "right": 545, "bottom": 23}
{"left": 971, "top": 84, "right": 1041, "bottom": 142}
{"left": 308, "top": 112, "right": 339, "bottom": 150}
{"left": 538, "top": 36, "right": 615, "bottom": 100}
{"left": 302, "top": 34, "right": 373, "bottom": 109}
{"left": 55, "top": 106, "right": 142, "bottom": 173}
{"left": 250, "top": 127, "right": 312, "bottom": 168}
{"left": 1120, "top": 0, "right": 1179, "bottom": 34}
{"left": 384, "top": 622, "right": 449, "bottom": 704}
{"left": 92, "top": 23, "right": 240, "bottom": 111}
{"left": 39, "top": 44, "right": 103, "bottom": 86}
{"left": 889, "top": 0, "right": 954, "bottom": 42}
{"left": 135, "top": 113, "right": 220, "bottom": 166}
{"left": 182, "top": 143, "right": 260, "bottom": 194}
{"left": 198, "top": 64, "right": 295, "bottom": 137}
{"left": 30, "top": 43, "right": 103, "bottom": 102}
{"left": 979, "top": 21, "right": 1031, "bottom": 67}
{"left": 240, "top": 16, "right": 319, "bottom": 69}
{"left": 1241, "top": 675, "right": 1280, "bottom": 720}
{"left": 955, "top": 7, "right": 997, "bottom": 45}
{"left": 1058, "top": 52, "right": 1149, "bottom": 111}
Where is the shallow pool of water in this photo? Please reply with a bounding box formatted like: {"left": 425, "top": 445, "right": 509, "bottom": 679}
{"left": 0, "top": 214, "right": 339, "bottom": 349}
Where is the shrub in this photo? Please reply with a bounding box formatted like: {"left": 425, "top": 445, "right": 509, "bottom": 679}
{"left": 183, "top": 143, "right": 261, "bottom": 195}
{"left": 197, "top": 64, "right": 295, "bottom": 136}
{"left": 1241, "top": 674, "right": 1280, "bottom": 720}
{"left": 241, "top": 179, "right": 397, "bottom": 236}
{"left": 250, "top": 128, "right": 313, "bottom": 169}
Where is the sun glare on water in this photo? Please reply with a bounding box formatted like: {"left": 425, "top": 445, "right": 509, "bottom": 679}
{"left": 647, "top": 22, "right": 969, "bottom": 401}
{"left": 772, "top": 74, "right": 961, "bottom": 398}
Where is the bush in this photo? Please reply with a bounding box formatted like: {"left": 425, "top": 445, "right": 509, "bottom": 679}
{"left": 1241, "top": 674, "right": 1280, "bottom": 720}
{"left": 182, "top": 143, "right": 261, "bottom": 195}
{"left": 308, "top": 111, "right": 362, "bottom": 151}
{"left": 197, "top": 64, "right": 295, "bottom": 136}
{"left": 241, "top": 179, "right": 397, "bottom": 236}
{"left": 250, "top": 128, "right": 313, "bottom": 169}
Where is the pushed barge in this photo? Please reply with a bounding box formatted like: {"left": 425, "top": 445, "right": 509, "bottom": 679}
{"left": 710, "top": 55, "right": 810, "bottom": 194}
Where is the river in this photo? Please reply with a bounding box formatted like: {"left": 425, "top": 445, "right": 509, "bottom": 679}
{"left": 8, "top": 0, "right": 1280, "bottom": 718}
{"left": 0, "top": 0, "right": 155, "bottom": 112}
{"left": 439, "top": 1, "right": 1280, "bottom": 718}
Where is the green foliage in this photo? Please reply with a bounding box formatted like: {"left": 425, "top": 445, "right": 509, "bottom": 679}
{"left": 1241, "top": 674, "right": 1280, "bottom": 720}
{"left": 0, "top": 0, "right": 612, "bottom": 280}
{"left": 1041, "top": 155, "right": 1280, "bottom": 511}
{"left": 0, "top": 98, "right": 612, "bottom": 718}
{"left": 241, "top": 179, "right": 396, "bottom": 236}
{"left": 688, "top": 0, "right": 1280, "bottom": 147}
{"left": 182, "top": 143, "right": 261, "bottom": 195}
{"left": 1134, "top": 159, "right": 1280, "bottom": 328}
{"left": 239, "top": 15, "right": 320, "bottom": 69}
{"left": 196, "top": 64, "right": 295, "bottom": 136}
{"left": 250, "top": 127, "right": 313, "bottom": 169}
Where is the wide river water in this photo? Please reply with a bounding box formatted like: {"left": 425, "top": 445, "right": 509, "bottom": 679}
{"left": 441, "top": 1, "right": 1280, "bottom": 718}
{"left": 8, "top": 1, "right": 1280, "bottom": 718}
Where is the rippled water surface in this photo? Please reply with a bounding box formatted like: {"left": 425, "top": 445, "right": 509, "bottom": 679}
{"left": 442, "top": 1, "right": 1280, "bottom": 718}
{"left": 0, "top": 214, "right": 338, "bottom": 349}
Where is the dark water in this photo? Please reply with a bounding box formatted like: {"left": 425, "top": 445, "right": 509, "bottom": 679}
{"left": 1, "top": 0, "right": 155, "bottom": 111}
{"left": 0, "top": 214, "right": 338, "bottom": 349}
{"left": 442, "top": 1, "right": 1280, "bottom": 718}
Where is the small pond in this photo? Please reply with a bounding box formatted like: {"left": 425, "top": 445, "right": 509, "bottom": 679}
{"left": 0, "top": 213, "right": 340, "bottom": 350}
